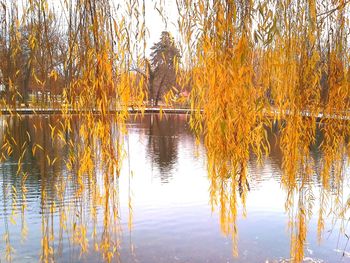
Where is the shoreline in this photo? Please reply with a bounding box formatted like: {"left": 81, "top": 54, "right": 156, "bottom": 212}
{"left": 0, "top": 107, "right": 348, "bottom": 122}
{"left": 0, "top": 107, "right": 194, "bottom": 115}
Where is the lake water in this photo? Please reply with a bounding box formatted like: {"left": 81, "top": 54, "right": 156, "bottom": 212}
{"left": 0, "top": 114, "right": 349, "bottom": 262}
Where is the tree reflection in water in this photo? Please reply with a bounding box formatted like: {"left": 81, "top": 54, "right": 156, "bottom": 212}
{"left": 145, "top": 114, "right": 190, "bottom": 184}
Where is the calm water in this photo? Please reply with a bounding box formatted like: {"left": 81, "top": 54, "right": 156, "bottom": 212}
{"left": 0, "top": 114, "right": 349, "bottom": 262}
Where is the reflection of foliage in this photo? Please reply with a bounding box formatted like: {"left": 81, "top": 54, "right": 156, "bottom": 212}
{"left": 146, "top": 114, "right": 185, "bottom": 182}
{"left": 0, "top": 113, "right": 349, "bottom": 263}
{"left": 0, "top": 115, "right": 127, "bottom": 262}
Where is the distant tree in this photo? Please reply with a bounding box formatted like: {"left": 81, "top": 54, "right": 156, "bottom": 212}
{"left": 0, "top": 2, "right": 21, "bottom": 106}
{"left": 131, "top": 31, "right": 180, "bottom": 106}
{"left": 0, "top": 1, "right": 65, "bottom": 106}
{"left": 150, "top": 31, "right": 180, "bottom": 106}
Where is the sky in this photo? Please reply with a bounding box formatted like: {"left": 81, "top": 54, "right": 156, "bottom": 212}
{"left": 12, "top": 0, "right": 180, "bottom": 56}
{"left": 133, "top": 0, "right": 179, "bottom": 55}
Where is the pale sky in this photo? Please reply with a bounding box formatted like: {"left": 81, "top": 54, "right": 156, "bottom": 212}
{"left": 132, "top": 0, "right": 179, "bottom": 56}
{"left": 13, "top": 0, "right": 180, "bottom": 56}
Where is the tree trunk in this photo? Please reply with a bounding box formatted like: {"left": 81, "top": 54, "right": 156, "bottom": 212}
{"left": 149, "top": 73, "right": 154, "bottom": 106}
{"left": 154, "top": 71, "right": 168, "bottom": 106}
{"left": 22, "top": 62, "right": 31, "bottom": 107}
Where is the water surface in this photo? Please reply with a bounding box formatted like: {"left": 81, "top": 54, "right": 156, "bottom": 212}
{"left": 0, "top": 114, "right": 349, "bottom": 262}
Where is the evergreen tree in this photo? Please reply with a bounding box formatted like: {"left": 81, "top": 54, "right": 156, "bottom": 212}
{"left": 149, "top": 31, "right": 180, "bottom": 106}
